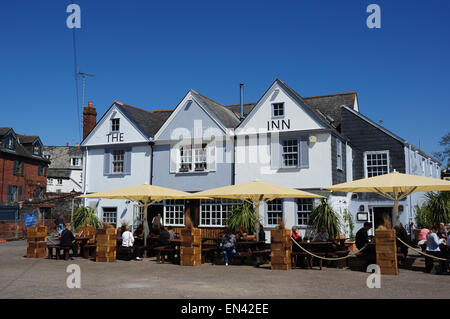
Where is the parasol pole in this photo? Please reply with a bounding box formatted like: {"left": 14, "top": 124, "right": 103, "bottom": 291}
{"left": 254, "top": 195, "right": 264, "bottom": 241}
{"left": 393, "top": 187, "right": 399, "bottom": 227}
{"left": 143, "top": 198, "right": 149, "bottom": 247}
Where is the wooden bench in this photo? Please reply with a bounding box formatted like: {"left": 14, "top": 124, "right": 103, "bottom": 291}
{"left": 201, "top": 247, "right": 216, "bottom": 264}
{"left": 326, "top": 250, "right": 349, "bottom": 269}
{"left": 251, "top": 249, "right": 271, "bottom": 266}
{"left": 117, "top": 246, "right": 134, "bottom": 261}
{"left": 47, "top": 244, "right": 73, "bottom": 260}
{"left": 82, "top": 243, "right": 97, "bottom": 259}
{"left": 154, "top": 246, "right": 176, "bottom": 263}
{"left": 291, "top": 251, "right": 325, "bottom": 270}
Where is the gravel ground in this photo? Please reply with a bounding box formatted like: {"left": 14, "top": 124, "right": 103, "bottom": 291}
{"left": 0, "top": 240, "right": 449, "bottom": 299}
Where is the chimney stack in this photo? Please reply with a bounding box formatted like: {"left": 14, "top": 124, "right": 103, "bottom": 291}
{"left": 66, "top": 142, "right": 69, "bottom": 147}
{"left": 83, "top": 101, "right": 97, "bottom": 140}
{"left": 240, "top": 83, "right": 244, "bottom": 121}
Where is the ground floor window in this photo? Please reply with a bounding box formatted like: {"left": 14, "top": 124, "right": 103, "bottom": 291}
{"left": 102, "top": 207, "right": 117, "bottom": 225}
{"left": 164, "top": 200, "right": 185, "bottom": 226}
{"left": 200, "top": 199, "right": 241, "bottom": 227}
{"left": 266, "top": 199, "right": 283, "bottom": 226}
{"left": 133, "top": 205, "right": 145, "bottom": 229}
{"left": 297, "top": 198, "right": 313, "bottom": 226}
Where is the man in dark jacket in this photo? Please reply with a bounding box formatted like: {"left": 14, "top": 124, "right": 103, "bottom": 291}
{"left": 355, "top": 222, "right": 374, "bottom": 263}
{"left": 60, "top": 223, "right": 78, "bottom": 260}
{"left": 157, "top": 227, "right": 170, "bottom": 247}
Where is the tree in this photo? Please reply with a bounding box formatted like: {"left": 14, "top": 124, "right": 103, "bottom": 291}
{"left": 308, "top": 199, "right": 342, "bottom": 239}
{"left": 433, "top": 132, "right": 450, "bottom": 169}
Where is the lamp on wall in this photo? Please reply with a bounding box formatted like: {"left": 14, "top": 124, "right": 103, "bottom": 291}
{"left": 359, "top": 205, "right": 365, "bottom": 211}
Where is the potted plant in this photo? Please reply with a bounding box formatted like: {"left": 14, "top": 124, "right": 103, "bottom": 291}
{"left": 308, "top": 198, "right": 342, "bottom": 240}
{"left": 226, "top": 203, "right": 259, "bottom": 237}
{"left": 73, "top": 206, "right": 102, "bottom": 231}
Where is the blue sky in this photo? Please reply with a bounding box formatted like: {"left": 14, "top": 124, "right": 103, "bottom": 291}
{"left": 1, "top": 0, "right": 449, "bottom": 157}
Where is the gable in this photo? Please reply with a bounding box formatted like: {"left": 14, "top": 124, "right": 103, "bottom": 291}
{"left": 82, "top": 103, "right": 150, "bottom": 147}
{"left": 155, "top": 92, "right": 230, "bottom": 142}
{"left": 236, "top": 80, "right": 327, "bottom": 134}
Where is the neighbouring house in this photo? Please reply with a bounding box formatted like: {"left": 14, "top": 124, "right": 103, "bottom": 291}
{"left": 0, "top": 128, "right": 49, "bottom": 206}
{"left": 80, "top": 79, "right": 441, "bottom": 239}
{"left": 43, "top": 145, "right": 83, "bottom": 193}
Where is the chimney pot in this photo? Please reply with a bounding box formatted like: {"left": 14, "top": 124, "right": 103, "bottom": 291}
{"left": 66, "top": 142, "right": 69, "bottom": 147}
{"left": 83, "top": 101, "right": 97, "bottom": 140}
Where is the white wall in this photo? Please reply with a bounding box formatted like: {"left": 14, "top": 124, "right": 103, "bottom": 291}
{"left": 47, "top": 171, "right": 82, "bottom": 193}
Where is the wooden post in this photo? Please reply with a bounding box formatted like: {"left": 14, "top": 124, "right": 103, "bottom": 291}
{"left": 96, "top": 227, "right": 117, "bottom": 262}
{"left": 26, "top": 224, "right": 47, "bottom": 258}
{"left": 375, "top": 229, "right": 398, "bottom": 275}
{"left": 180, "top": 227, "right": 202, "bottom": 266}
{"left": 270, "top": 229, "right": 292, "bottom": 270}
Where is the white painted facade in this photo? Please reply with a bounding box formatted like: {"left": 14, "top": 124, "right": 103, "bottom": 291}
{"left": 47, "top": 170, "right": 82, "bottom": 193}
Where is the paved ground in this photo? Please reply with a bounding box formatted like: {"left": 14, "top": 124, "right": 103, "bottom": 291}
{"left": 0, "top": 240, "right": 449, "bottom": 299}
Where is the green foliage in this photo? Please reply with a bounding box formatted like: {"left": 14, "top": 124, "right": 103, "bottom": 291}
{"left": 433, "top": 132, "right": 450, "bottom": 168}
{"left": 342, "top": 209, "right": 355, "bottom": 240}
{"left": 73, "top": 206, "right": 102, "bottom": 231}
{"left": 414, "top": 204, "right": 432, "bottom": 229}
{"left": 415, "top": 191, "right": 450, "bottom": 227}
{"left": 226, "top": 203, "right": 258, "bottom": 235}
{"left": 309, "top": 198, "right": 342, "bottom": 239}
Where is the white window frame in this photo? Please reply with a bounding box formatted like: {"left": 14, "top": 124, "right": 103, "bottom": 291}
{"left": 112, "top": 149, "right": 125, "bottom": 174}
{"left": 281, "top": 139, "right": 299, "bottom": 168}
{"left": 111, "top": 118, "right": 120, "bottom": 132}
{"left": 102, "top": 207, "right": 117, "bottom": 225}
{"left": 199, "top": 199, "right": 241, "bottom": 227}
{"left": 336, "top": 139, "right": 343, "bottom": 171}
{"left": 71, "top": 157, "right": 81, "bottom": 167}
{"left": 33, "top": 145, "right": 41, "bottom": 156}
{"left": 6, "top": 136, "right": 14, "bottom": 150}
{"left": 57, "top": 178, "right": 63, "bottom": 186}
{"left": 48, "top": 178, "right": 53, "bottom": 185}
{"left": 297, "top": 198, "right": 313, "bottom": 227}
{"left": 163, "top": 200, "right": 185, "bottom": 226}
{"left": 178, "top": 144, "right": 208, "bottom": 173}
{"left": 364, "top": 150, "right": 390, "bottom": 178}
{"left": 272, "top": 102, "right": 285, "bottom": 118}
{"left": 266, "top": 199, "right": 283, "bottom": 227}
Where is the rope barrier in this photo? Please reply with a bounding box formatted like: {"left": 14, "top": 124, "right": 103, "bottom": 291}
{"left": 290, "top": 237, "right": 369, "bottom": 261}
{"left": 396, "top": 237, "right": 448, "bottom": 261}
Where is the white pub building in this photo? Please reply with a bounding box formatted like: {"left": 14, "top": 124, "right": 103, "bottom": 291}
{"left": 81, "top": 79, "right": 441, "bottom": 238}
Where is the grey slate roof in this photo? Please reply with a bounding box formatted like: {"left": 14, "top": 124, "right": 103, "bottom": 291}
{"left": 0, "top": 127, "right": 49, "bottom": 163}
{"left": 115, "top": 102, "right": 167, "bottom": 138}
{"left": 224, "top": 103, "right": 257, "bottom": 118}
{"left": 47, "top": 168, "right": 72, "bottom": 179}
{"left": 303, "top": 93, "right": 356, "bottom": 130}
{"left": 43, "top": 146, "right": 83, "bottom": 170}
{"left": 152, "top": 110, "right": 174, "bottom": 120}
{"left": 190, "top": 90, "right": 241, "bottom": 129}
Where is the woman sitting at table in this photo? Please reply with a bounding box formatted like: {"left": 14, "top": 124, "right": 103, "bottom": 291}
{"left": 60, "top": 223, "right": 78, "bottom": 260}
{"left": 292, "top": 226, "right": 302, "bottom": 242}
{"left": 314, "top": 227, "right": 329, "bottom": 242}
{"left": 157, "top": 227, "right": 171, "bottom": 247}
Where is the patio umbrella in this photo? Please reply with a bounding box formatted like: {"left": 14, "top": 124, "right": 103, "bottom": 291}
{"left": 77, "top": 183, "right": 201, "bottom": 245}
{"left": 325, "top": 171, "right": 450, "bottom": 226}
{"left": 190, "top": 180, "right": 324, "bottom": 240}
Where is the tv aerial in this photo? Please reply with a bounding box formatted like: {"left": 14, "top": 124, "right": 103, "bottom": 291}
{"left": 76, "top": 71, "right": 95, "bottom": 107}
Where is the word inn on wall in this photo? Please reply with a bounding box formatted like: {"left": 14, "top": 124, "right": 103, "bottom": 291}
{"left": 106, "top": 132, "right": 124, "bottom": 143}
{"left": 267, "top": 119, "right": 291, "bottom": 131}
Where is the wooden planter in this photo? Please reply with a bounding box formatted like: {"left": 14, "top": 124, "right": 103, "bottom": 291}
{"left": 96, "top": 228, "right": 117, "bottom": 262}
{"left": 270, "top": 229, "right": 292, "bottom": 270}
{"left": 26, "top": 224, "right": 47, "bottom": 258}
{"left": 180, "top": 228, "right": 202, "bottom": 266}
{"left": 375, "top": 229, "right": 398, "bottom": 275}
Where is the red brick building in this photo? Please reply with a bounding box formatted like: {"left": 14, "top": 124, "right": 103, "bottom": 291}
{"left": 0, "top": 128, "right": 50, "bottom": 205}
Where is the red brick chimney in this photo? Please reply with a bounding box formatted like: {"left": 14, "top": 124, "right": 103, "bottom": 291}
{"left": 83, "top": 101, "right": 97, "bottom": 140}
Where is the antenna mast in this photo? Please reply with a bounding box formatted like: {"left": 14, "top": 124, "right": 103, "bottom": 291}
{"left": 77, "top": 71, "right": 95, "bottom": 107}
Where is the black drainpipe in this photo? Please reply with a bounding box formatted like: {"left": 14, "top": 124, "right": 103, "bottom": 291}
{"left": 149, "top": 141, "right": 154, "bottom": 185}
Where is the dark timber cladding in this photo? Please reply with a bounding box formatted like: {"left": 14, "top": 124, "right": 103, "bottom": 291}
{"left": 340, "top": 107, "right": 406, "bottom": 181}
{"left": 331, "top": 134, "right": 346, "bottom": 185}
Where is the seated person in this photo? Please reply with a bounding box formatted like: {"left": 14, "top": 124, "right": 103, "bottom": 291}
{"left": 425, "top": 226, "right": 447, "bottom": 274}
{"left": 314, "top": 227, "right": 329, "bottom": 242}
{"left": 167, "top": 226, "right": 175, "bottom": 240}
{"left": 60, "top": 223, "right": 78, "bottom": 260}
{"left": 258, "top": 225, "right": 266, "bottom": 243}
{"left": 220, "top": 229, "right": 236, "bottom": 266}
{"left": 157, "top": 226, "right": 170, "bottom": 247}
{"left": 417, "top": 227, "right": 430, "bottom": 247}
{"left": 292, "top": 226, "right": 302, "bottom": 242}
{"left": 121, "top": 226, "right": 138, "bottom": 260}
{"left": 133, "top": 224, "right": 145, "bottom": 260}
{"left": 355, "top": 222, "right": 375, "bottom": 262}
{"left": 437, "top": 223, "right": 448, "bottom": 241}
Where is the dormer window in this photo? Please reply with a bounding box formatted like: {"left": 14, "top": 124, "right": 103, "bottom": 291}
{"left": 111, "top": 118, "right": 120, "bottom": 132}
{"left": 6, "top": 136, "right": 14, "bottom": 150}
{"left": 33, "top": 145, "right": 41, "bottom": 156}
{"left": 272, "top": 103, "right": 284, "bottom": 118}
{"left": 71, "top": 157, "right": 81, "bottom": 167}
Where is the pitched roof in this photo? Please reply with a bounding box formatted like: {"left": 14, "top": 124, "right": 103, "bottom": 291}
{"left": 17, "top": 135, "right": 40, "bottom": 145}
{"left": 114, "top": 101, "right": 167, "bottom": 138}
{"left": 341, "top": 106, "right": 440, "bottom": 163}
{"left": 47, "top": 168, "right": 72, "bottom": 179}
{"left": 303, "top": 92, "right": 356, "bottom": 129}
{"left": 224, "top": 103, "right": 257, "bottom": 118}
{"left": 43, "top": 146, "right": 83, "bottom": 169}
{"left": 0, "top": 128, "right": 49, "bottom": 163}
{"left": 190, "top": 90, "right": 240, "bottom": 128}
{"left": 152, "top": 110, "right": 174, "bottom": 120}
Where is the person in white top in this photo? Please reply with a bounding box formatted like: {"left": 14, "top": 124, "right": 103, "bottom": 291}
{"left": 121, "top": 226, "right": 141, "bottom": 260}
